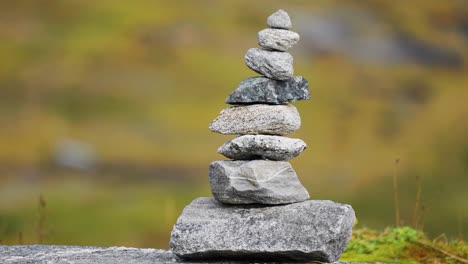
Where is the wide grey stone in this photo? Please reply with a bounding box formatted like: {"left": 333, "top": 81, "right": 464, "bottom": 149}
{"left": 209, "top": 104, "right": 300, "bottom": 136}
{"left": 0, "top": 245, "right": 359, "bottom": 263}
{"left": 170, "top": 197, "right": 355, "bottom": 262}
{"left": 0, "top": 245, "right": 185, "bottom": 264}
{"left": 245, "top": 48, "right": 293, "bottom": 80}
{"left": 267, "top": 9, "right": 292, "bottom": 30}
{"left": 218, "top": 135, "right": 306, "bottom": 161}
{"left": 258, "top": 28, "right": 300, "bottom": 51}
{"left": 209, "top": 160, "right": 309, "bottom": 204}
{"left": 226, "top": 76, "right": 310, "bottom": 104}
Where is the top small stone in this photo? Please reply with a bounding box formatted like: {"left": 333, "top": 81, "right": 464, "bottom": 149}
{"left": 267, "top": 9, "right": 292, "bottom": 30}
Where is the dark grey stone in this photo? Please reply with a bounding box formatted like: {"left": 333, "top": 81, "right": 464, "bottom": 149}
{"left": 209, "top": 160, "right": 309, "bottom": 204}
{"left": 218, "top": 135, "right": 306, "bottom": 161}
{"left": 245, "top": 48, "right": 293, "bottom": 80}
{"left": 226, "top": 76, "right": 310, "bottom": 105}
{"left": 267, "top": 9, "right": 292, "bottom": 30}
{"left": 258, "top": 28, "right": 300, "bottom": 51}
{"left": 0, "top": 245, "right": 360, "bottom": 263}
{"left": 170, "top": 197, "right": 355, "bottom": 262}
{"left": 209, "top": 104, "right": 301, "bottom": 136}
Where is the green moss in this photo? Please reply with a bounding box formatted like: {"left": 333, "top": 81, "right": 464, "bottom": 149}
{"left": 341, "top": 226, "right": 467, "bottom": 264}
{"left": 342, "top": 227, "right": 420, "bottom": 263}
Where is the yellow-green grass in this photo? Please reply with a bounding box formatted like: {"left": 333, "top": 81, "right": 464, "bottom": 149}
{"left": 1, "top": 0, "right": 468, "bottom": 253}
{"left": 0, "top": 179, "right": 210, "bottom": 248}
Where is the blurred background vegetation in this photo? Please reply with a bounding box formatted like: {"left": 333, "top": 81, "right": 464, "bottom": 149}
{"left": 0, "top": 0, "right": 467, "bottom": 249}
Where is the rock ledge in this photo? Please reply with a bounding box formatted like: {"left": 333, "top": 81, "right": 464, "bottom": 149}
{"left": 0, "top": 245, "right": 364, "bottom": 263}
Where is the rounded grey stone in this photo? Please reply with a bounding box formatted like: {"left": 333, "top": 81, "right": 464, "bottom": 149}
{"left": 245, "top": 48, "right": 293, "bottom": 80}
{"left": 258, "top": 28, "right": 300, "bottom": 51}
{"left": 209, "top": 104, "right": 301, "bottom": 136}
{"left": 209, "top": 160, "right": 310, "bottom": 204}
{"left": 226, "top": 76, "right": 310, "bottom": 105}
{"left": 267, "top": 9, "right": 292, "bottom": 29}
{"left": 170, "top": 197, "right": 356, "bottom": 262}
{"left": 218, "top": 135, "right": 306, "bottom": 161}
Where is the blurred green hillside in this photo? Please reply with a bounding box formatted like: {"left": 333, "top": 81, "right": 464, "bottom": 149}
{"left": 0, "top": 0, "right": 467, "bottom": 247}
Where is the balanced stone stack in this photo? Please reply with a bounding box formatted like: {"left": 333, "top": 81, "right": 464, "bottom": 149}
{"left": 170, "top": 10, "right": 355, "bottom": 263}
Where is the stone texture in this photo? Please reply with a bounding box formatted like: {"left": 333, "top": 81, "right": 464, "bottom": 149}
{"left": 218, "top": 135, "right": 306, "bottom": 161}
{"left": 226, "top": 76, "right": 310, "bottom": 104}
{"left": 209, "top": 160, "right": 309, "bottom": 204}
{"left": 170, "top": 197, "right": 355, "bottom": 262}
{"left": 258, "top": 28, "right": 300, "bottom": 51}
{"left": 267, "top": 9, "right": 292, "bottom": 30}
{"left": 209, "top": 104, "right": 300, "bottom": 135}
{"left": 0, "top": 245, "right": 181, "bottom": 264}
{"left": 245, "top": 48, "right": 293, "bottom": 80}
{"left": 0, "top": 245, "right": 359, "bottom": 264}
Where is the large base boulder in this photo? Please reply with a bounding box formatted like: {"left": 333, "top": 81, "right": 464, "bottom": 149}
{"left": 170, "top": 197, "right": 355, "bottom": 262}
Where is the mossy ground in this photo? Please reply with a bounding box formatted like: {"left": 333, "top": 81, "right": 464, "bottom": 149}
{"left": 341, "top": 226, "right": 468, "bottom": 264}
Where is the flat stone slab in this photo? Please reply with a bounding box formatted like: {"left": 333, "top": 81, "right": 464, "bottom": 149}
{"left": 0, "top": 245, "right": 362, "bottom": 264}
{"left": 258, "top": 28, "right": 300, "bottom": 51}
{"left": 245, "top": 48, "right": 293, "bottom": 80}
{"left": 209, "top": 160, "right": 309, "bottom": 204}
{"left": 0, "top": 246, "right": 180, "bottom": 264}
{"left": 209, "top": 104, "right": 300, "bottom": 136}
{"left": 170, "top": 197, "right": 355, "bottom": 262}
{"left": 218, "top": 135, "right": 306, "bottom": 161}
{"left": 226, "top": 76, "right": 310, "bottom": 105}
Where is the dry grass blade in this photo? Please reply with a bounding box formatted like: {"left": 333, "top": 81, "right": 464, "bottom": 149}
{"left": 412, "top": 175, "right": 423, "bottom": 229}
{"left": 37, "top": 194, "right": 47, "bottom": 244}
{"left": 393, "top": 158, "right": 400, "bottom": 227}
{"left": 416, "top": 240, "right": 468, "bottom": 263}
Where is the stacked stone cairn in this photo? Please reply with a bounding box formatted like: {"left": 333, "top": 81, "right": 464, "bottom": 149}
{"left": 170, "top": 10, "right": 356, "bottom": 263}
